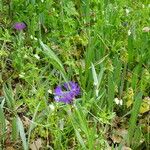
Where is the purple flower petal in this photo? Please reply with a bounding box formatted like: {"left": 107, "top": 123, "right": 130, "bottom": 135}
{"left": 54, "top": 81, "right": 80, "bottom": 104}
{"left": 13, "top": 22, "right": 26, "bottom": 30}
{"left": 54, "top": 86, "right": 63, "bottom": 96}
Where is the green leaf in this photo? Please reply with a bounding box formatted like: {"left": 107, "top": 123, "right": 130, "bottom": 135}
{"left": 39, "top": 39, "right": 67, "bottom": 81}
{"left": 127, "top": 92, "right": 143, "bottom": 147}
{"left": 17, "top": 116, "right": 28, "bottom": 150}
{"left": 75, "top": 129, "right": 87, "bottom": 149}
{"left": 108, "top": 72, "right": 115, "bottom": 111}
{"left": 91, "top": 63, "right": 98, "bottom": 87}
{"left": 12, "top": 117, "right": 19, "bottom": 141}
{"left": 28, "top": 102, "right": 41, "bottom": 144}
{"left": 3, "top": 83, "right": 15, "bottom": 110}
{"left": 132, "top": 126, "right": 142, "bottom": 149}
{"left": 0, "top": 106, "right": 6, "bottom": 143}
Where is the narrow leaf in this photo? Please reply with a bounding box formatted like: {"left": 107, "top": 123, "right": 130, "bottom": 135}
{"left": 91, "top": 63, "right": 98, "bottom": 87}
{"left": 39, "top": 39, "right": 66, "bottom": 76}
{"left": 127, "top": 92, "right": 143, "bottom": 146}
{"left": 0, "top": 106, "right": 6, "bottom": 143}
{"left": 28, "top": 102, "right": 41, "bottom": 144}
{"left": 17, "top": 116, "right": 28, "bottom": 150}
{"left": 3, "top": 83, "right": 15, "bottom": 110}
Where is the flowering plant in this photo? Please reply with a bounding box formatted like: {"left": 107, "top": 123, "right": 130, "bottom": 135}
{"left": 54, "top": 81, "right": 80, "bottom": 104}
{"left": 13, "top": 22, "right": 26, "bottom": 30}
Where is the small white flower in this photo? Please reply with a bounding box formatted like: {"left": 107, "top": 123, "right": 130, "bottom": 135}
{"left": 114, "top": 98, "right": 119, "bottom": 105}
{"left": 142, "top": 4, "right": 145, "bottom": 8}
{"left": 19, "top": 72, "right": 25, "bottom": 78}
{"left": 125, "top": 8, "right": 130, "bottom": 15}
{"left": 128, "top": 30, "right": 131, "bottom": 36}
{"left": 30, "top": 35, "right": 34, "bottom": 39}
{"left": 49, "top": 104, "right": 55, "bottom": 111}
{"left": 142, "top": 27, "right": 150, "bottom": 32}
{"left": 119, "top": 99, "right": 123, "bottom": 105}
{"left": 34, "top": 54, "right": 40, "bottom": 60}
{"left": 48, "top": 89, "right": 52, "bottom": 94}
{"left": 34, "top": 37, "right": 38, "bottom": 41}
{"left": 114, "top": 98, "right": 123, "bottom": 106}
{"left": 30, "top": 35, "right": 38, "bottom": 41}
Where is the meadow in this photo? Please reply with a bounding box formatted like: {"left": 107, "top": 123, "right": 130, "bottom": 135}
{"left": 0, "top": 0, "right": 149, "bottom": 150}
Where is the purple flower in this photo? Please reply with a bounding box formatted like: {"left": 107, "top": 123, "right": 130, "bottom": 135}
{"left": 54, "top": 81, "right": 80, "bottom": 104}
{"left": 13, "top": 22, "right": 26, "bottom": 30}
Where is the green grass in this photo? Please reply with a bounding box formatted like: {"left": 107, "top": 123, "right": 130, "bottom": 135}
{"left": 0, "top": 0, "right": 149, "bottom": 149}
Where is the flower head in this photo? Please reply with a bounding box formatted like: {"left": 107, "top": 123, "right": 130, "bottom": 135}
{"left": 54, "top": 81, "right": 80, "bottom": 104}
{"left": 13, "top": 22, "right": 26, "bottom": 30}
{"left": 114, "top": 98, "right": 123, "bottom": 106}
{"left": 142, "top": 27, "right": 150, "bottom": 32}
